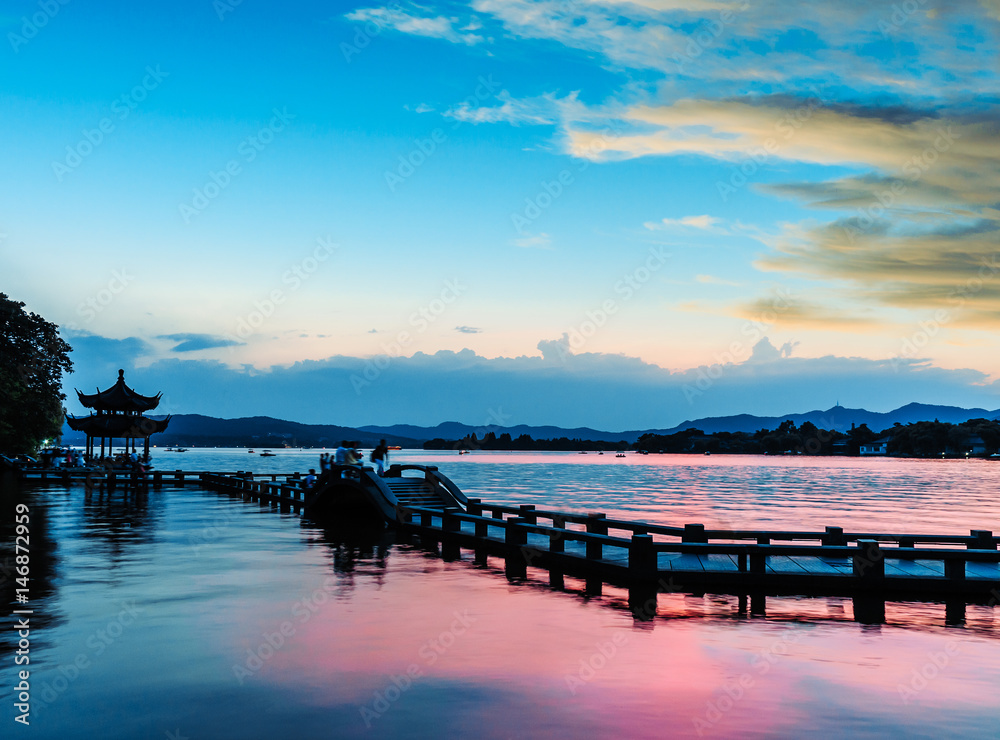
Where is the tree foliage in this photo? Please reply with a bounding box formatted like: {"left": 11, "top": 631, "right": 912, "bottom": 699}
{"left": 0, "top": 294, "right": 73, "bottom": 454}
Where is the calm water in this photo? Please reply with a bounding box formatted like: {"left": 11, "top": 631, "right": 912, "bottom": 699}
{"left": 3, "top": 450, "right": 1000, "bottom": 739}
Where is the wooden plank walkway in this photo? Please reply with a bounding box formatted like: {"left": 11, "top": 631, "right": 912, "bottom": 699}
{"left": 28, "top": 467, "right": 999, "bottom": 611}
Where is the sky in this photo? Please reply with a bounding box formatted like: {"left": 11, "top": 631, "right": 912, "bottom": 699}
{"left": 3, "top": 0, "right": 1000, "bottom": 430}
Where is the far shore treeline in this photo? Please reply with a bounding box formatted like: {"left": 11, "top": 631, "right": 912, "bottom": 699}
{"left": 424, "top": 418, "right": 1000, "bottom": 458}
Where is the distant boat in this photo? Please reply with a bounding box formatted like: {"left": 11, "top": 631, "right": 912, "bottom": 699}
{"left": 248, "top": 449, "right": 254, "bottom": 453}
{"left": 388, "top": 446, "right": 402, "bottom": 451}
{"left": 260, "top": 450, "right": 276, "bottom": 457}
{"left": 598, "top": 451, "right": 604, "bottom": 455}
{"left": 615, "top": 453, "right": 626, "bottom": 458}
{"left": 578, "top": 451, "right": 587, "bottom": 454}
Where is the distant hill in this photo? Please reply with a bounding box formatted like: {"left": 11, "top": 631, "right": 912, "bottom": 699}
{"left": 60, "top": 414, "right": 421, "bottom": 449}
{"left": 358, "top": 421, "right": 635, "bottom": 444}
{"left": 630, "top": 403, "right": 1000, "bottom": 437}
{"left": 60, "top": 403, "right": 1000, "bottom": 449}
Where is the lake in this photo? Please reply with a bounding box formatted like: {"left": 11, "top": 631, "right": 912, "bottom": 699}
{"left": 3, "top": 450, "right": 1000, "bottom": 738}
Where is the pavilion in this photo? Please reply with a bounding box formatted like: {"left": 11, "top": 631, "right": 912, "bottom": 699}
{"left": 66, "top": 369, "right": 170, "bottom": 460}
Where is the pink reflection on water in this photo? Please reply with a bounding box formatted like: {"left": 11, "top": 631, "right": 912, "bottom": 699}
{"left": 225, "top": 538, "right": 1000, "bottom": 738}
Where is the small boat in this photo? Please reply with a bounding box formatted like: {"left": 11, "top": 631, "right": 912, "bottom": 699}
{"left": 260, "top": 450, "right": 276, "bottom": 457}
{"left": 598, "top": 451, "right": 604, "bottom": 455}
{"left": 248, "top": 449, "right": 255, "bottom": 453}
{"left": 388, "top": 446, "right": 402, "bottom": 451}
{"left": 615, "top": 453, "right": 626, "bottom": 458}
{"left": 174, "top": 447, "right": 188, "bottom": 452}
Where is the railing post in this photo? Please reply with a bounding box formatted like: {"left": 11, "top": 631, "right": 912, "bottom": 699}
{"left": 629, "top": 533, "right": 656, "bottom": 580}
{"left": 550, "top": 516, "right": 565, "bottom": 554}
{"left": 421, "top": 511, "right": 433, "bottom": 528}
{"left": 750, "top": 546, "right": 766, "bottom": 574}
{"left": 469, "top": 498, "right": 486, "bottom": 537}
{"left": 586, "top": 513, "right": 607, "bottom": 561}
{"left": 683, "top": 523, "right": 707, "bottom": 543}
{"left": 822, "top": 526, "right": 845, "bottom": 546}
{"left": 519, "top": 504, "right": 537, "bottom": 524}
{"left": 853, "top": 539, "right": 884, "bottom": 585}
{"left": 944, "top": 557, "right": 966, "bottom": 581}
{"left": 899, "top": 537, "right": 915, "bottom": 548}
{"left": 971, "top": 530, "right": 995, "bottom": 550}
{"left": 505, "top": 517, "right": 527, "bottom": 548}
{"left": 442, "top": 507, "right": 462, "bottom": 536}
{"left": 174, "top": 469, "right": 182, "bottom": 484}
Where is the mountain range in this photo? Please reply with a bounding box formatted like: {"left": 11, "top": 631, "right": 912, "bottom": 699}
{"left": 60, "top": 403, "right": 1000, "bottom": 447}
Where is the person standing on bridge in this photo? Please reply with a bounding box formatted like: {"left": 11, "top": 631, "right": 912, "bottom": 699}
{"left": 371, "top": 439, "right": 389, "bottom": 476}
{"left": 334, "top": 441, "right": 349, "bottom": 465}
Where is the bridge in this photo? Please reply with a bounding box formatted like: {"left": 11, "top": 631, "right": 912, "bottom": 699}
{"left": 14, "top": 462, "right": 1000, "bottom": 623}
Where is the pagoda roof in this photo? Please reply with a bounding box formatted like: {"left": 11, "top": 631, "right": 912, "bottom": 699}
{"left": 66, "top": 413, "right": 171, "bottom": 438}
{"left": 76, "top": 369, "right": 162, "bottom": 412}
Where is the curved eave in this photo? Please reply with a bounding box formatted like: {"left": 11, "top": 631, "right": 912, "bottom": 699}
{"left": 65, "top": 413, "right": 171, "bottom": 437}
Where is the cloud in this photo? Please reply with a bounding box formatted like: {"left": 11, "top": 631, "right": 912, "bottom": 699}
{"left": 455, "top": 326, "right": 483, "bottom": 334}
{"left": 446, "top": 90, "right": 573, "bottom": 126}
{"left": 645, "top": 214, "right": 726, "bottom": 232}
{"left": 512, "top": 232, "right": 552, "bottom": 249}
{"left": 62, "top": 333, "right": 1000, "bottom": 430}
{"left": 556, "top": 97, "right": 1000, "bottom": 328}
{"left": 345, "top": 5, "right": 484, "bottom": 45}
{"left": 158, "top": 333, "right": 244, "bottom": 353}
{"left": 695, "top": 274, "right": 741, "bottom": 286}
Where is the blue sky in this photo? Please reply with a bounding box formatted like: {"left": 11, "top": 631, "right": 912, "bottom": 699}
{"left": 3, "top": 0, "right": 1000, "bottom": 430}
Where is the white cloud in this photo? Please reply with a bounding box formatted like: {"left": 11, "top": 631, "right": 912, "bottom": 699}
{"left": 345, "top": 5, "right": 484, "bottom": 45}
{"left": 512, "top": 232, "right": 553, "bottom": 249}
{"left": 645, "top": 214, "right": 726, "bottom": 232}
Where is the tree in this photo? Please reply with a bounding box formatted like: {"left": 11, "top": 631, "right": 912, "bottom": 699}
{"left": 0, "top": 294, "right": 73, "bottom": 454}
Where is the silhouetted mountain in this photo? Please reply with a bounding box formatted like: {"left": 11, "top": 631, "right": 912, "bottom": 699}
{"left": 631, "top": 403, "right": 1000, "bottom": 436}
{"left": 61, "top": 414, "right": 421, "bottom": 448}
{"left": 60, "top": 404, "right": 1000, "bottom": 449}
{"left": 359, "top": 421, "right": 632, "bottom": 444}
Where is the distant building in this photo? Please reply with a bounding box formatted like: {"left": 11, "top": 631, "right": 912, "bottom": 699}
{"left": 860, "top": 437, "right": 890, "bottom": 456}
{"left": 968, "top": 436, "right": 987, "bottom": 455}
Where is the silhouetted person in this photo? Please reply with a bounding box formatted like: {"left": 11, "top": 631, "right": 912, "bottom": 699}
{"left": 334, "top": 441, "right": 349, "bottom": 465}
{"left": 371, "top": 439, "right": 389, "bottom": 476}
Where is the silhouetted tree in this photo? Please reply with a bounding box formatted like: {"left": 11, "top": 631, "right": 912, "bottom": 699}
{"left": 0, "top": 294, "right": 73, "bottom": 454}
